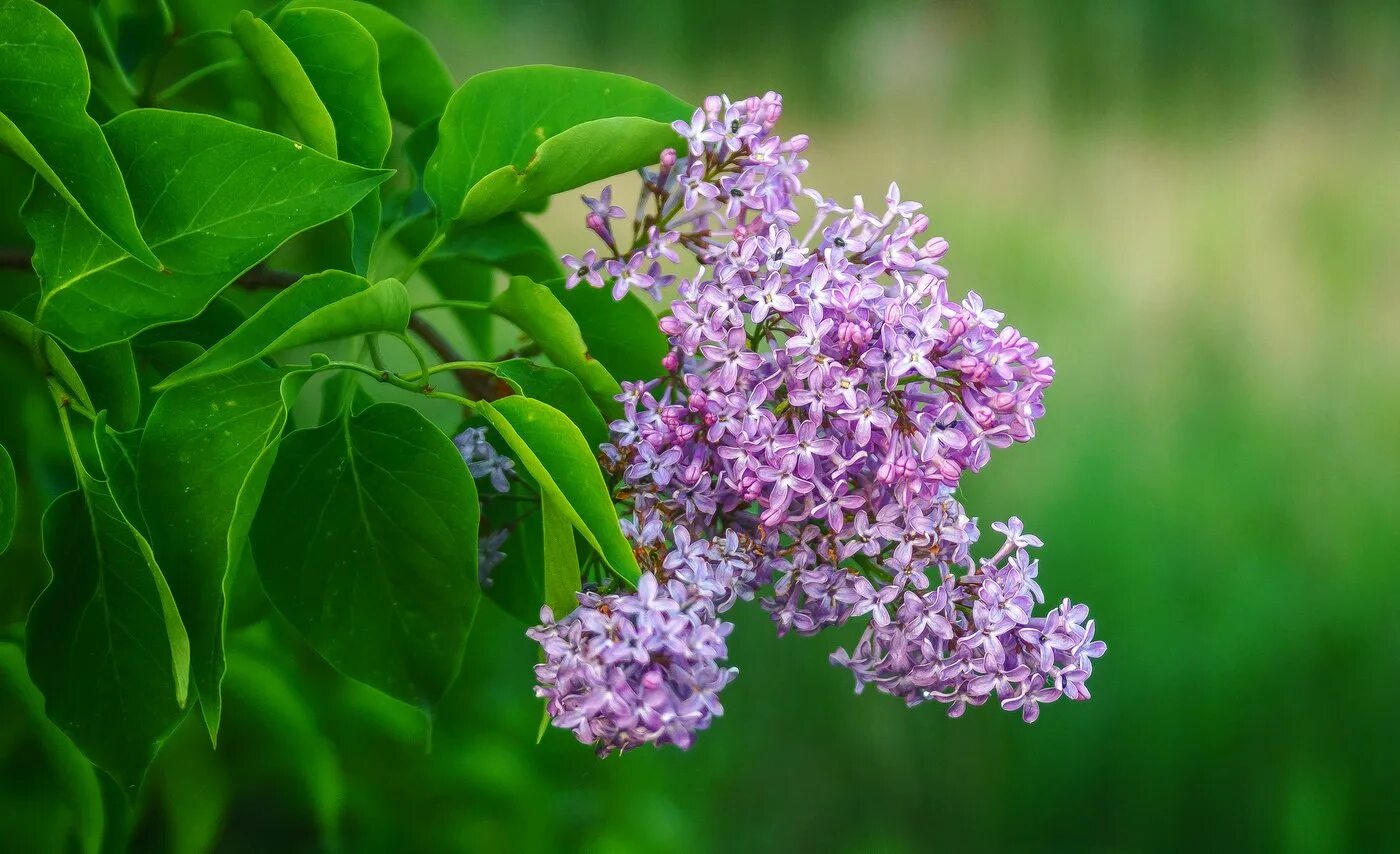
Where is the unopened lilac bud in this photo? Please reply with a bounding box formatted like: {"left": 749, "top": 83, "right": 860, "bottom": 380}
{"left": 911, "top": 213, "right": 930, "bottom": 233}
{"left": 662, "top": 350, "right": 680, "bottom": 372}
{"left": 704, "top": 95, "right": 722, "bottom": 118}
{"left": 585, "top": 212, "right": 616, "bottom": 250}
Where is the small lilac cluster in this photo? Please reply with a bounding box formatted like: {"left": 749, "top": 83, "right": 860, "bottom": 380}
{"left": 527, "top": 562, "right": 738, "bottom": 755}
{"left": 453, "top": 427, "right": 514, "bottom": 493}
{"left": 830, "top": 518, "right": 1105, "bottom": 720}
{"left": 531, "top": 91, "right": 1101, "bottom": 751}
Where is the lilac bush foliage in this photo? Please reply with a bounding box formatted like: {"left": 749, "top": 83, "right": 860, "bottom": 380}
{"left": 531, "top": 92, "right": 1103, "bottom": 752}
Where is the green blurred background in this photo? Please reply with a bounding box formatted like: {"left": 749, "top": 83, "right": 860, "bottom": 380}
{"left": 4, "top": 0, "right": 1399, "bottom": 851}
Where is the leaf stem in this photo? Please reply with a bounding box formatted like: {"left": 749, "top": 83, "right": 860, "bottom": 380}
{"left": 393, "top": 231, "right": 446, "bottom": 283}
{"left": 412, "top": 300, "right": 493, "bottom": 313}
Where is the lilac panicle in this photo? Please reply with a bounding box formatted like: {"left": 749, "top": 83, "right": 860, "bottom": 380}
{"left": 533, "top": 90, "right": 1101, "bottom": 750}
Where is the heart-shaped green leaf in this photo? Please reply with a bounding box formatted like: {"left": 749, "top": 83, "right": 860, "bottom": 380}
{"left": 274, "top": 6, "right": 392, "bottom": 273}
{"left": 476, "top": 396, "right": 638, "bottom": 585}
{"left": 491, "top": 276, "right": 624, "bottom": 420}
{"left": 283, "top": 0, "right": 453, "bottom": 127}
{"left": 24, "top": 109, "right": 392, "bottom": 351}
{"left": 26, "top": 482, "right": 191, "bottom": 794}
{"left": 138, "top": 366, "right": 309, "bottom": 741}
{"left": 426, "top": 65, "right": 690, "bottom": 228}
{"left": 0, "top": 0, "right": 159, "bottom": 269}
{"left": 251, "top": 402, "right": 481, "bottom": 708}
{"left": 155, "top": 272, "right": 409, "bottom": 390}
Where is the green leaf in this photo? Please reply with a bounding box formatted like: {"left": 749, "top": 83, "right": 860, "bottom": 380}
{"left": 274, "top": 6, "right": 392, "bottom": 274}
{"left": 0, "top": 443, "right": 14, "bottom": 556}
{"left": 488, "top": 359, "right": 609, "bottom": 449}
{"left": 545, "top": 277, "right": 669, "bottom": 385}
{"left": 138, "top": 366, "right": 307, "bottom": 742}
{"left": 68, "top": 342, "right": 140, "bottom": 430}
{"left": 24, "top": 108, "right": 392, "bottom": 351}
{"left": 251, "top": 402, "right": 481, "bottom": 708}
{"left": 0, "top": 0, "right": 159, "bottom": 269}
{"left": 231, "top": 10, "right": 337, "bottom": 157}
{"left": 283, "top": 0, "right": 452, "bottom": 127}
{"left": 425, "top": 65, "right": 690, "bottom": 227}
{"left": 540, "top": 492, "right": 581, "bottom": 619}
{"left": 476, "top": 396, "right": 638, "bottom": 585}
{"left": 491, "top": 276, "right": 624, "bottom": 420}
{"left": 155, "top": 272, "right": 409, "bottom": 390}
{"left": 25, "top": 484, "right": 191, "bottom": 794}
{"left": 92, "top": 413, "right": 145, "bottom": 535}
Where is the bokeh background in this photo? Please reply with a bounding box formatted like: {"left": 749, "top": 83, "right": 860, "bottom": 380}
{"left": 3, "top": 0, "right": 1399, "bottom": 851}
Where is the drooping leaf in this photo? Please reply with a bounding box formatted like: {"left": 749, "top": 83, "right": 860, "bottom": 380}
{"left": 275, "top": 6, "right": 392, "bottom": 274}
{"left": 24, "top": 109, "right": 391, "bottom": 351}
{"left": 251, "top": 402, "right": 481, "bottom": 708}
{"left": 138, "top": 366, "right": 308, "bottom": 741}
{"left": 426, "top": 65, "right": 690, "bottom": 227}
{"left": 488, "top": 359, "right": 608, "bottom": 449}
{"left": 0, "top": 0, "right": 159, "bottom": 268}
{"left": 476, "top": 396, "right": 638, "bottom": 585}
{"left": 92, "top": 413, "right": 145, "bottom": 535}
{"left": 155, "top": 272, "right": 409, "bottom": 390}
{"left": 546, "top": 277, "right": 669, "bottom": 385}
{"left": 540, "top": 492, "right": 581, "bottom": 619}
{"left": 25, "top": 484, "right": 191, "bottom": 793}
{"left": 0, "top": 443, "right": 14, "bottom": 556}
{"left": 231, "top": 10, "right": 337, "bottom": 157}
{"left": 283, "top": 0, "right": 452, "bottom": 127}
{"left": 491, "top": 276, "right": 624, "bottom": 420}
{"left": 68, "top": 341, "right": 140, "bottom": 430}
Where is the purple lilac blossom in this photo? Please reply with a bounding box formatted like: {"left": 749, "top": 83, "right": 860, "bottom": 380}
{"left": 453, "top": 426, "right": 515, "bottom": 493}
{"left": 535, "top": 91, "right": 1101, "bottom": 746}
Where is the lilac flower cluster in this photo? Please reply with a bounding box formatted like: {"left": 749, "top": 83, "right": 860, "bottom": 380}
{"left": 531, "top": 91, "right": 1101, "bottom": 751}
{"left": 527, "top": 560, "right": 738, "bottom": 755}
{"left": 454, "top": 426, "right": 514, "bottom": 493}
{"left": 830, "top": 518, "right": 1105, "bottom": 720}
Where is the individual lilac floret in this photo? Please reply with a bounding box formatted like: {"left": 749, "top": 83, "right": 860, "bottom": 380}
{"left": 477, "top": 528, "right": 509, "bottom": 588}
{"left": 527, "top": 572, "right": 737, "bottom": 755}
{"left": 453, "top": 427, "right": 515, "bottom": 492}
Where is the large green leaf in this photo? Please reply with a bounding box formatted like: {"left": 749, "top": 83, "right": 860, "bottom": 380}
{"left": 0, "top": 0, "right": 158, "bottom": 268}
{"left": 26, "top": 484, "right": 190, "bottom": 794}
{"left": 476, "top": 396, "right": 638, "bottom": 585}
{"left": 138, "top": 366, "right": 306, "bottom": 741}
{"left": 401, "top": 213, "right": 562, "bottom": 282}
{"left": 421, "top": 258, "right": 494, "bottom": 358}
{"left": 0, "top": 443, "right": 14, "bottom": 556}
{"left": 24, "top": 109, "right": 392, "bottom": 351}
{"left": 231, "top": 10, "right": 337, "bottom": 157}
{"left": 283, "top": 0, "right": 452, "bottom": 127}
{"left": 274, "top": 6, "right": 391, "bottom": 273}
{"left": 155, "top": 272, "right": 409, "bottom": 390}
{"left": 492, "top": 276, "right": 624, "bottom": 420}
{"left": 251, "top": 403, "right": 481, "bottom": 708}
{"left": 425, "top": 65, "right": 689, "bottom": 227}
{"left": 546, "top": 277, "right": 669, "bottom": 385}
